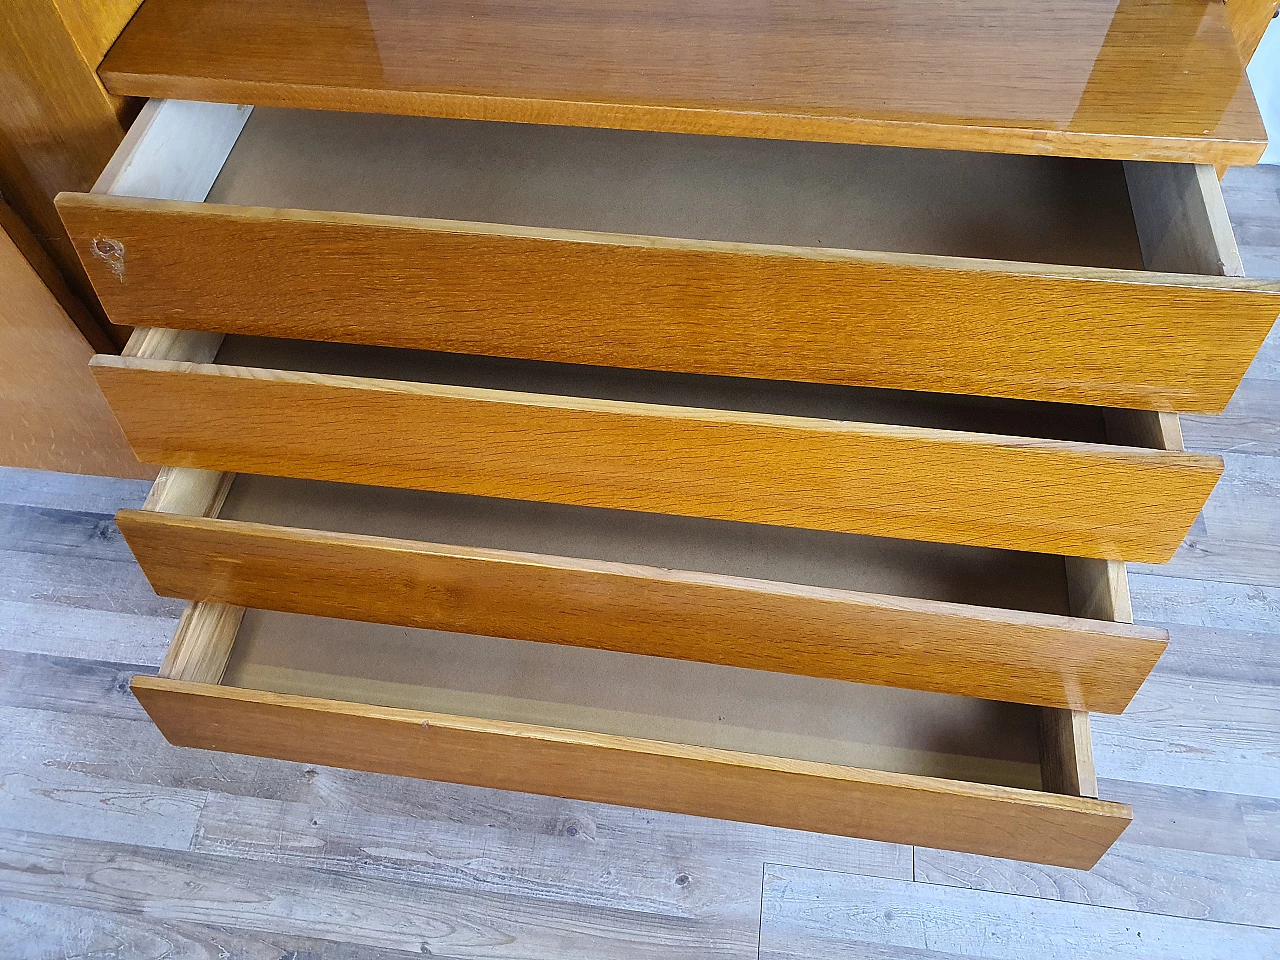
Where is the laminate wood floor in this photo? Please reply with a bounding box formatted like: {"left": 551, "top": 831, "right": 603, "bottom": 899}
{"left": 3, "top": 168, "right": 1280, "bottom": 958}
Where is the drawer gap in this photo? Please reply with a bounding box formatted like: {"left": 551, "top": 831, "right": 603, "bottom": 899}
{"left": 213, "top": 333, "right": 1175, "bottom": 449}
{"left": 203, "top": 107, "right": 1147, "bottom": 271}
{"left": 216, "top": 473, "right": 1077, "bottom": 615}
{"left": 221, "top": 606, "right": 1050, "bottom": 792}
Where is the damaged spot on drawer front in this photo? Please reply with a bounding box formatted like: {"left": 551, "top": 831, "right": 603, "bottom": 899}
{"left": 92, "top": 236, "right": 125, "bottom": 281}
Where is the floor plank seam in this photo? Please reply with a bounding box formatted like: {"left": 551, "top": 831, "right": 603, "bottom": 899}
{"left": 904, "top": 856, "right": 1280, "bottom": 931}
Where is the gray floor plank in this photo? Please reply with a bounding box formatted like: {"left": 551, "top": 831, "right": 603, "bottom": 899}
{"left": 1244, "top": 796, "right": 1280, "bottom": 860}
{"left": 0, "top": 827, "right": 761, "bottom": 960}
{"left": 0, "top": 898, "right": 418, "bottom": 960}
{"left": 912, "top": 842, "right": 1280, "bottom": 927}
{"left": 1096, "top": 779, "right": 1257, "bottom": 858}
{"left": 1180, "top": 382, "right": 1280, "bottom": 457}
{"left": 0, "top": 466, "right": 150, "bottom": 514}
{"left": 1091, "top": 673, "right": 1280, "bottom": 798}
{"left": 0, "top": 648, "right": 154, "bottom": 720}
{"left": 1, "top": 548, "right": 182, "bottom": 618}
{"left": 1128, "top": 571, "right": 1280, "bottom": 633}
{"left": 191, "top": 792, "right": 768, "bottom": 922}
{"left": 1138, "top": 623, "right": 1280, "bottom": 686}
{"left": 0, "top": 598, "right": 177, "bottom": 666}
{"left": 0, "top": 762, "right": 205, "bottom": 852}
{"left": 0, "top": 501, "right": 134, "bottom": 562}
{"left": 758, "top": 864, "right": 1280, "bottom": 960}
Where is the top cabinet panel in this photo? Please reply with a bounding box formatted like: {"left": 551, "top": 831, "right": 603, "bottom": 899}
{"left": 100, "top": 0, "right": 1266, "bottom": 165}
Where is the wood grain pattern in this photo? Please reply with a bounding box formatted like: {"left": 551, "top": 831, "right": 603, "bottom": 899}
{"left": 10, "top": 165, "right": 1280, "bottom": 955}
{"left": 131, "top": 676, "right": 1130, "bottom": 869}
{"left": 89, "top": 354, "right": 1223, "bottom": 561}
{"left": 115, "top": 509, "right": 1166, "bottom": 713}
{"left": 57, "top": 195, "right": 1280, "bottom": 413}
{"left": 1038, "top": 710, "right": 1100, "bottom": 798}
{"left": 0, "top": 204, "right": 153, "bottom": 478}
{"left": 157, "top": 600, "right": 242, "bottom": 684}
{"left": 1225, "top": 0, "right": 1280, "bottom": 63}
{"left": 96, "top": 0, "right": 1264, "bottom": 165}
{"left": 1124, "top": 162, "right": 1247, "bottom": 280}
{"left": 758, "top": 865, "right": 1280, "bottom": 959}
{"left": 0, "top": 0, "right": 141, "bottom": 350}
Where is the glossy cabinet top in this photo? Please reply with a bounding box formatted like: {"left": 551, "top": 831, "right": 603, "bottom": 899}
{"left": 101, "top": 0, "right": 1266, "bottom": 164}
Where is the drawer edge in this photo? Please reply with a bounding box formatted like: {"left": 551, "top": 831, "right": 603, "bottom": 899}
{"left": 90, "top": 353, "right": 1224, "bottom": 562}
{"left": 59, "top": 191, "right": 1280, "bottom": 413}
{"left": 118, "top": 506, "right": 1168, "bottom": 713}
{"left": 131, "top": 674, "right": 1131, "bottom": 869}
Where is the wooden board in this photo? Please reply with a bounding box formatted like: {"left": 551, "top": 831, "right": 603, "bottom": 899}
{"left": 130, "top": 675, "right": 1129, "bottom": 869}
{"left": 61, "top": 105, "right": 1280, "bottom": 412}
{"left": 58, "top": 195, "right": 1280, "bottom": 413}
{"left": 0, "top": 204, "right": 153, "bottom": 478}
{"left": 97, "top": 0, "right": 1264, "bottom": 165}
{"left": 0, "top": 0, "right": 143, "bottom": 350}
{"left": 89, "top": 352, "right": 1222, "bottom": 561}
{"left": 1225, "top": 0, "right": 1280, "bottom": 63}
{"left": 115, "top": 508, "right": 1166, "bottom": 713}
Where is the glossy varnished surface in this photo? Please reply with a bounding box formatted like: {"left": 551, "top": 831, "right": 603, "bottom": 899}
{"left": 88, "top": 342, "right": 1224, "bottom": 562}
{"left": 5, "top": 170, "right": 1280, "bottom": 957}
{"left": 58, "top": 104, "right": 1280, "bottom": 412}
{"left": 100, "top": 0, "right": 1265, "bottom": 164}
{"left": 113, "top": 473, "right": 1167, "bottom": 713}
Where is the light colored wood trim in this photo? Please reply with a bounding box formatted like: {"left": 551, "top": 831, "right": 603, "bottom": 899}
{"left": 1102, "top": 409, "right": 1186, "bottom": 453}
{"left": 1038, "top": 710, "right": 1099, "bottom": 799}
{"left": 156, "top": 601, "right": 244, "bottom": 684}
{"left": 1157, "top": 412, "right": 1187, "bottom": 454}
{"left": 1039, "top": 556, "right": 1131, "bottom": 798}
{"left": 1124, "top": 161, "right": 1249, "bottom": 279}
{"left": 1064, "top": 558, "right": 1135, "bottom": 626}
{"left": 117, "top": 509, "right": 1167, "bottom": 713}
{"left": 97, "top": 0, "right": 1264, "bottom": 165}
{"left": 122, "top": 326, "right": 223, "bottom": 362}
{"left": 141, "top": 468, "right": 234, "bottom": 517}
{"left": 131, "top": 673, "right": 1131, "bottom": 868}
{"left": 90, "top": 99, "right": 253, "bottom": 200}
{"left": 57, "top": 195, "right": 1280, "bottom": 413}
{"left": 90, "top": 353, "right": 1223, "bottom": 561}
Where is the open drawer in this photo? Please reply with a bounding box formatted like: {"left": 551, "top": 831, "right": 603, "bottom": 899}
{"left": 93, "top": 328, "right": 1221, "bottom": 562}
{"left": 132, "top": 594, "right": 1131, "bottom": 870}
{"left": 119, "top": 464, "right": 1165, "bottom": 713}
{"left": 58, "top": 99, "right": 1280, "bottom": 413}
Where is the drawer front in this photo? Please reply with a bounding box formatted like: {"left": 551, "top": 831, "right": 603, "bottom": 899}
{"left": 92, "top": 354, "right": 1222, "bottom": 562}
{"left": 131, "top": 675, "right": 1131, "bottom": 870}
{"left": 117, "top": 508, "right": 1167, "bottom": 713}
{"left": 60, "top": 191, "right": 1279, "bottom": 413}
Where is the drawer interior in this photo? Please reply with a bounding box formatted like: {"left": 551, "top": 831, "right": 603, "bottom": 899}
{"left": 213, "top": 334, "right": 1169, "bottom": 449}
{"left": 219, "top": 472, "right": 1075, "bottom": 615}
{"left": 219, "top": 606, "right": 1047, "bottom": 791}
{"left": 205, "top": 106, "right": 1147, "bottom": 270}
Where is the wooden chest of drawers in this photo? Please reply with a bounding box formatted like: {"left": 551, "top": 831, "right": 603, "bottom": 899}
{"left": 64, "top": 0, "right": 1280, "bottom": 873}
